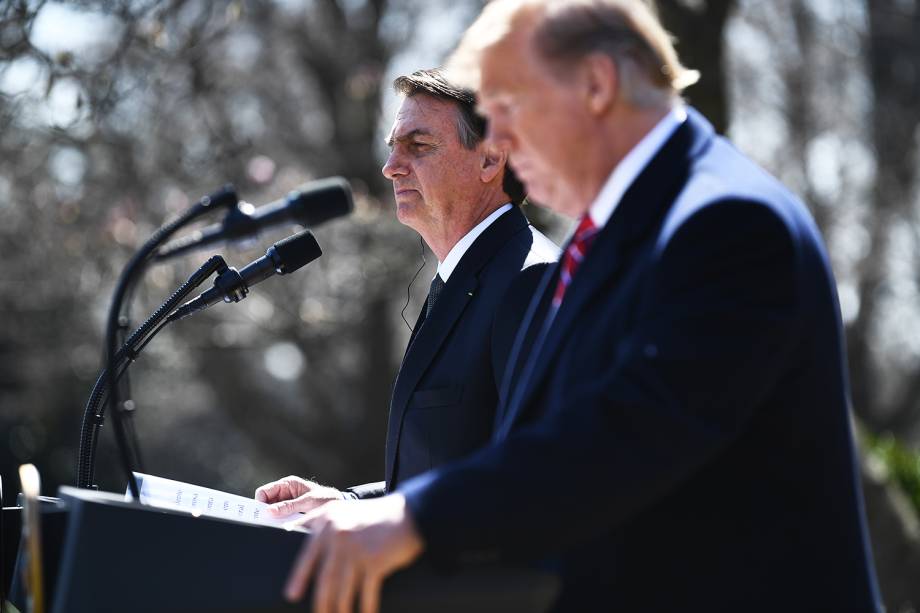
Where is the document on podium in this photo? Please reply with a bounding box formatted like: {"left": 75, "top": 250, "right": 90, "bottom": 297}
{"left": 126, "top": 472, "right": 305, "bottom": 531}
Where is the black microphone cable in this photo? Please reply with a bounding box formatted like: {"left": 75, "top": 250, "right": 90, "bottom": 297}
{"left": 401, "top": 235, "right": 428, "bottom": 331}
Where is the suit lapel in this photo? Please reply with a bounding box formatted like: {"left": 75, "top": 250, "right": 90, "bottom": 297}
{"left": 385, "top": 207, "right": 530, "bottom": 486}
{"left": 493, "top": 260, "right": 557, "bottom": 429}
{"left": 496, "top": 110, "right": 714, "bottom": 438}
{"left": 403, "top": 299, "right": 428, "bottom": 357}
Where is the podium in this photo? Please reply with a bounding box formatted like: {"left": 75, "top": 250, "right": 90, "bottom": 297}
{"left": 10, "top": 487, "right": 559, "bottom": 612}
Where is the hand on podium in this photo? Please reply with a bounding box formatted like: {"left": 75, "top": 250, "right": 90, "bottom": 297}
{"left": 254, "top": 475, "right": 344, "bottom": 516}
{"left": 283, "top": 494, "right": 425, "bottom": 613}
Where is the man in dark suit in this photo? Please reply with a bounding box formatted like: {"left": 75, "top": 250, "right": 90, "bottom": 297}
{"left": 281, "top": 3, "right": 883, "bottom": 612}
{"left": 255, "top": 70, "right": 557, "bottom": 512}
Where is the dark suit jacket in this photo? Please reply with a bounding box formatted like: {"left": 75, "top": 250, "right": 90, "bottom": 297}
{"left": 401, "top": 109, "right": 882, "bottom": 611}
{"left": 346, "top": 206, "right": 558, "bottom": 499}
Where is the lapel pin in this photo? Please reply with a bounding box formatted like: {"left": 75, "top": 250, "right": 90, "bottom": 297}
{"left": 468, "top": 291, "right": 474, "bottom": 297}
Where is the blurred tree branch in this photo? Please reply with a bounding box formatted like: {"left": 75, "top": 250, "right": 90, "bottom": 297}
{"left": 657, "top": 0, "right": 735, "bottom": 134}
{"left": 848, "top": 0, "right": 920, "bottom": 433}
{"left": 0, "top": 0, "right": 434, "bottom": 500}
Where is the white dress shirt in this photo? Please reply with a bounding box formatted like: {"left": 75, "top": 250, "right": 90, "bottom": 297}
{"left": 587, "top": 106, "right": 687, "bottom": 230}
{"left": 436, "top": 203, "right": 513, "bottom": 282}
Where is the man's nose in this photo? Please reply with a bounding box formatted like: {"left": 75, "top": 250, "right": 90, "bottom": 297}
{"left": 382, "top": 150, "right": 408, "bottom": 180}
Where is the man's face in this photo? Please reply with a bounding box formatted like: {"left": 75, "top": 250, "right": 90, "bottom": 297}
{"left": 476, "top": 22, "right": 592, "bottom": 217}
{"left": 382, "top": 94, "right": 484, "bottom": 239}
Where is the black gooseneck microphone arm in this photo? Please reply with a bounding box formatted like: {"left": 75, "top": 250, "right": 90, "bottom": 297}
{"left": 79, "top": 228, "right": 323, "bottom": 492}
{"left": 111, "top": 179, "right": 352, "bottom": 473}
{"left": 114, "top": 275, "right": 143, "bottom": 475}
{"left": 78, "top": 254, "right": 231, "bottom": 490}
{"left": 78, "top": 186, "right": 239, "bottom": 494}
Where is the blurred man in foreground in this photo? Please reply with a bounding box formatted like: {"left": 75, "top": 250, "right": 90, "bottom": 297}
{"left": 281, "top": 2, "right": 882, "bottom": 612}
{"left": 255, "top": 69, "right": 556, "bottom": 527}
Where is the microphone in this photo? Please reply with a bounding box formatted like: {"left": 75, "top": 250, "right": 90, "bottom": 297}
{"left": 155, "top": 177, "right": 352, "bottom": 260}
{"left": 167, "top": 229, "right": 322, "bottom": 322}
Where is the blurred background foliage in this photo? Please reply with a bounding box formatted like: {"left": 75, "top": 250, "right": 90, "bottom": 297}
{"left": 1, "top": 0, "right": 919, "bottom": 609}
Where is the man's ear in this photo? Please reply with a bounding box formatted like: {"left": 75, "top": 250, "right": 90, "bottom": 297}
{"left": 480, "top": 143, "right": 506, "bottom": 184}
{"left": 581, "top": 52, "right": 618, "bottom": 116}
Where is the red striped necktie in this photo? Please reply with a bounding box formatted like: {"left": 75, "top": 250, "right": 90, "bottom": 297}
{"left": 552, "top": 215, "right": 599, "bottom": 308}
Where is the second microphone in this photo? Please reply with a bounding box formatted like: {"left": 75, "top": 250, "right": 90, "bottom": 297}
{"left": 168, "top": 230, "right": 322, "bottom": 322}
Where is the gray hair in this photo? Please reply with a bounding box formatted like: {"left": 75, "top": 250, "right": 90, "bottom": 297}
{"left": 393, "top": 69, "right": 486, "bottom": 150}
{"left": 533, "top": 0, "right": 699, "bottom": 107}
{"left": 447, "top": 0, "right": 699, "bottom": 108}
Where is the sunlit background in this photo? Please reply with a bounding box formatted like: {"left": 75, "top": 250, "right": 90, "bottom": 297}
{"left": 1, "top": 0, "right": 919, "bottom": 609}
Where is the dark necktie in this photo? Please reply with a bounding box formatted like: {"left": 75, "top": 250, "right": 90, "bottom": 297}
{"left": 552, "top": 215, "right": 599, "bottom": 308}
{"left": 426, "top": 274, "right": 445, "bottom": 318}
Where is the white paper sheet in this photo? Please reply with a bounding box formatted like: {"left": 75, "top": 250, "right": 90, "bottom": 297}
{"left": 126, "top": 472, "right": 304, "bottom": 530}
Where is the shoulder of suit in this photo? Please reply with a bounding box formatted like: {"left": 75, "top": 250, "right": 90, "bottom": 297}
{"left": 490, "top": 217, "right": 559, "bottom": 269}
{"left": 658, "top": 136, "right": 813, "bottom": 250}
{"left": 522, "top": 225, "right": 560, "bottom": 269}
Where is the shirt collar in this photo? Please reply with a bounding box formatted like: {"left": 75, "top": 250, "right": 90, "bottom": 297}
{"left": 437, "top": 203, "right": 513, "bottom": 282}
{"left": 587, "top": 105, "right": 686, "bottom": 230}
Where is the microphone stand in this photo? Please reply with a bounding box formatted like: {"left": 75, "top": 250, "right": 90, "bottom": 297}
{"left": 77, "top": 255, "right": 232, "bottom": 491}
{"left": 78, "top": 186, "right": 238, "bottom": 495}
{"left": 115, "top": 280, "right": 142, "bottom": 474}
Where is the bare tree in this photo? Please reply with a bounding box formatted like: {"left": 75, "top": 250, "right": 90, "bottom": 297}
{"left": 0, "top": 0, "right": 443, "bottom": 501}
{"left": 848, "top": 0, "right": 920, "bottom": 435}
{"left": 658, "top": 0, "right": 736, "bottom": 133}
